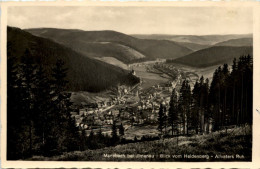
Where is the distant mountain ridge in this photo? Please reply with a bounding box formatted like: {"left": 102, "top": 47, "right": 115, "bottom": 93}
{"left": 175, "top": 42, "right": 210, "bottom": 51}
{"left": 8, "top": 26, "right": 139, "bottom": 92}
{"left": 24, "top": 28, "right": 253, "bottom": 69}
{"left": 214, "top": 38, "right": 253, "bottom": 47}
{"left": 25, "top": 28, "right": 193, "bottom": 63}
{"left": 132, "top": 34, "right": 252, "bottom": 45}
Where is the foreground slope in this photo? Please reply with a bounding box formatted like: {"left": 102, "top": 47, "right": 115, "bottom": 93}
{"left": 26, "top": 28, "right": 193, "bottom": 62}
{"left": 30, "top": 126, "right": 251, "bottom": 161}
{"left": 8, "top": 26, "right": 139, "bottom": 92}
{"left": 171, "top": 46, "right": 253, "bottom": 68}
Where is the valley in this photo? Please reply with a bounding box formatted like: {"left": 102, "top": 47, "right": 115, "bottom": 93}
{"left": 70, "top": 59, "right": 217, "bottom": 140}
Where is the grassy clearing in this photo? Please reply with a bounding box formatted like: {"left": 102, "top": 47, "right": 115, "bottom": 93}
{"left": 29, "top": 126, "right": 251, "bottom": 161}
{"left": 124, "top": 125, "right": 159, "bottom": 140}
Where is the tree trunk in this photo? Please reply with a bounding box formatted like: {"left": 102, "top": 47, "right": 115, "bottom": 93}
{"left": 172, "top": 124, "right": 174, "bottom": 136}
{"left": 232, "top": 83, "right": 235, "bottom": 124}
{"left": 241, "top": 73, "right": 244, "bottom": 125}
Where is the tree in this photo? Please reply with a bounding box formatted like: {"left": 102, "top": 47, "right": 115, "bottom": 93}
{"left": 191, "top": 81, "right": 200, "bottom": 134}
{"left": 111, "top": 121, "right": 119, "bottom": 145}
{"left": 168, "top": 89, "right": 178, "bottom": 136}
{"left": 119, "top": 123, "right": 125, "bottom": 137}
{"left": 7, "top": 42, "right": 18, "bottom": 159}
{"left": 20, "top": 49, "right": 38, "bottom": 156}
{"left": 80, "top": 129, "right": 87, "bottom": 151}
{"left": 158, "top": 104, "right": 166, "bottom": 135}
{"left": 7, "top": 43, "right": 27, "bottom": 159}
{"left": 134, "top": 136, "right": 138, "bottom": 142}
{"left": 33, "top": 65, "right": 52, "bottom": 152}
{"left": 51, "top": 59, "right": 68, "bottom": 94}
{"left": 44, "top": 59, "right": 79, "bottom": 154}
{"left": 179, "top": 80, "right": 191, "bottom": 135}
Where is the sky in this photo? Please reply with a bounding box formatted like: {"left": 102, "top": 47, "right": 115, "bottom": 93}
{"left": 8, "top": 6, "right": 253, "bottom": 35}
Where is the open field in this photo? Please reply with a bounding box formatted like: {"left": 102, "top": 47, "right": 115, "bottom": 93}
{"left": 166, "top": 63, "right": 219, "bottom": 81}
{"left": 133, "top": 65, "right": 171, "bottom": 89}
{"left": 95, "top": 57, "right": 130, "bottom": 70}
{"left": 70, "top": 91, "right": 114, "bottom": 105}
{"left": 30, "top": 126, "right": 251, "bottom": 161}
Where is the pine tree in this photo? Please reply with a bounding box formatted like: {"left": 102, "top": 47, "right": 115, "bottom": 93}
{"left": 111, "top": 121, "right": 119, "bottom": 144}
{"left": 168, "top": 89, "right": 178, "bottom": 136}
{"left": 45, "top": 59, "right": 78, "bottom": 154}
{"left": 19, "top": 49, "right": 37, "bottom": 157}
{"left": 158, "top": 104, "right": 165, "bottom": 135}
{"left": 80, "top": 129, "right": 87, "bottom": 151}
{"left": 119, "top": 123, "right": 125, "bottom": 137}
{"left": 134, "top": 136, "right": 138, "bottom": 142}
{"left": 33, "top": 65, "right": 52, "bottom": 152}
{"left": 191, "top": 81, "right": 200, "bottom": 134}
{"left": 179, "top": 80, "right": 191, "bottom": 135}
{"left": 7, "top": 42, "right": 25, "bottom": 159}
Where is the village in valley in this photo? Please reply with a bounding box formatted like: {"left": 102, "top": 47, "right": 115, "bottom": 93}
{"left": 70, "top": 60, "right": 207, "bottom": 140}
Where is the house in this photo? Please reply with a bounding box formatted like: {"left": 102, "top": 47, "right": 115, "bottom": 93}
{"left": 120, "top": 111, "right": 130, "bottom": 119}
{"left": 101, "top": 101, "right": 107, "bottom": 107}
{"left": 94, "top": 116, "right": 99, "bottom": 120}
{"left": 75, "top": 115, "right": 82, "bottom": 123}
{"left": 105, "top": 119, "right": 113, "bottom": 124}
{"left": 149, "top": 114, "right": 156, "bottom": 121}
{"left": 97, "top": 102, "right": 102, "bottom": 108}
{"left": 112, "top": 109, "right": 120, "bottom": 116}
{"left": 147, "top": 104, "right": 153, "bottom": 109}
{"left": 71, "top": 112, "right": 78, "bottom": 116}
{"left": 87, "top": 110, "right": 94, "bottom": 115}
{"left": 79, "top": 109, "right": 86, "bottom": 116}
{"left": 137, "top": 105, "right": 142, "bottom": 110}
{"left": 70, "top": 112, "right": 78, "bottom": 118}
{"left": 100, "top": 115, "right": 105, "bottom": 121}
{"left": 94, "top": 119, "right": 102, "bottom": 126}
{"left": 138, "top": 118, "right": 144, "bottom": 124}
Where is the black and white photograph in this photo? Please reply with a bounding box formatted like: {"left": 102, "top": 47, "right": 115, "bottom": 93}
{"left": 4, "top": 5, "right": 253, "bottom": 163}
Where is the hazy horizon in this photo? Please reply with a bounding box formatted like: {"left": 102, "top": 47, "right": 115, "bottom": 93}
{"left": 8, "top": 6, "right": 252, "bottom": 35}
{"left": 8, "top": 26, "right": 253, "bottom": 36}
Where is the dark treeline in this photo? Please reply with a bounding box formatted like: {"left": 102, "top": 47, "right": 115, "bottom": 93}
{"left": 159, "top": 55, "right": 253, "bottom": 136}
{"left": 7, "top": 48, "right": 80, "bottom": 159}
{"left": 7, "top": 46, "right": 138, "bottom": 159}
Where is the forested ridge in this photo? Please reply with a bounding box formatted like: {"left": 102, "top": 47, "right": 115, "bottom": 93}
{"left": 8, "top": 26, "right": 139, "bottom": 92}
{"left": 26, "top": 28, "right": 193, "bottom": 62}
{"left": 167, "top": 46, "right": 253, "bottom": 68}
